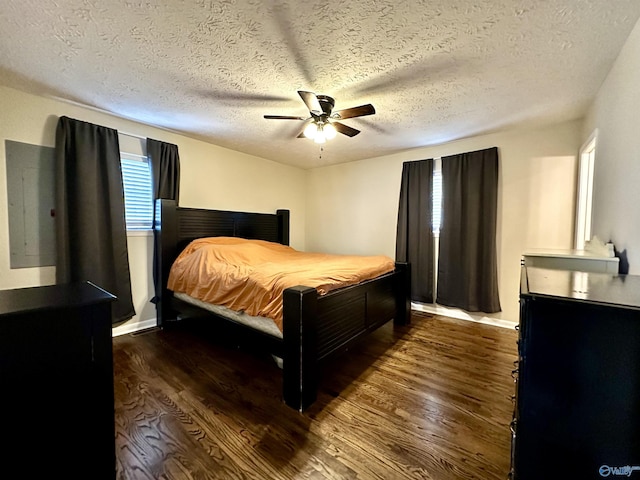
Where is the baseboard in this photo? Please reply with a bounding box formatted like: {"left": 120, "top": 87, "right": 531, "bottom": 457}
{"left": 111, "top": 306, "right": 518, "bottom": 336}
{"left": 112, "top": 317, "right": 158, "bottom": 337}
{"left": 412, "top": 302, "right": 517, "bottom": 330}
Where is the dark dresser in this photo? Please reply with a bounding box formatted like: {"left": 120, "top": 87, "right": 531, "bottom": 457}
{"left": 511, "top": 267, "right": 640, "bottom": 479}
{"left": 0, "top": 282, "right": 116, "bottom": 479}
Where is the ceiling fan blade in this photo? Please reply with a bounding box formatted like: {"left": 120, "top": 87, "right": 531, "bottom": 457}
{"left": 298, "top": 90, "right": 322, "bottom": 114}
{"left": 333, "top": 104, "right": 376, "bottom": 120}
{"left": 332, "top": 121, "right": 360, "bottom": 137}
{"left": 263, "top": 115, "right": 306, "bottom": 120}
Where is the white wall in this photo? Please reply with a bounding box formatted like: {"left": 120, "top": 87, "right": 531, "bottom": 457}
{"left": 306, "top": 120, "right": 582, "bottom": 322}
{"left": 583, "top": 16, "right": 640, "bottom": 272}
{"left": 0, "top": 85, "right": 307, "bottom": 334}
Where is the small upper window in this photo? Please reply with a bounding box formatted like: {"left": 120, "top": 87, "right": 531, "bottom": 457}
{"left": 121, "top": 153, "right": 153, "bottom": 231}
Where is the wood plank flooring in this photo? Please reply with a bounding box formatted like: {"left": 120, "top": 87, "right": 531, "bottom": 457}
{"left": 113, "top": 312, "right": 518, "bottom": 479}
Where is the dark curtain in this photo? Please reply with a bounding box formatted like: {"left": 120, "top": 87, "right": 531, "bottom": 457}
{"left": 147, "top": 138, "right": 180, "bottom": 304}
{"left": 55, "top": 116, "right": 136, "bottom": 324}
{"left": 437, "top": 147, "right": 501, "bottom": 313}
{"left": 395, "top": 159, "right": 434, "bottom": 303}
{"left": 147, "top": 138, "right": 180, "bottom": 203}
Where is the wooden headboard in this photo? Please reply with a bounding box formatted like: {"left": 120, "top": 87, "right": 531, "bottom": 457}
{"left": 153, "top": 199, "right": 290, "bottom": 325}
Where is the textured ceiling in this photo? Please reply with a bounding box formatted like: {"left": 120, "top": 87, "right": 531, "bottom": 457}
{"left": 1, "top": 1, "right": 640, "bottom": 169}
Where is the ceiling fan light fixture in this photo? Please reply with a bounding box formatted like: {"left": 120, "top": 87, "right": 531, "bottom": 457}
{"left": 314, "top": 124, "right": 327, "bottom": 144}
{"left": 265, "top": 91, "right": 372, "bottom": 141}
{"left": 323, "top": 122, "right": 337, "bottom": 140}
{"left": 303, "top": 122, "right": 317, "bottom": 140}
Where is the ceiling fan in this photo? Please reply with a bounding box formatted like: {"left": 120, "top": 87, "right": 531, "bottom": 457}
{"left": 264, "top": 91, "right": 375, "bottom": 143}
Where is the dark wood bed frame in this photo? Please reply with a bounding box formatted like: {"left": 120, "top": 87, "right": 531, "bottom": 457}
{"left": 154, "top": 199, "right": 411, "bottom": 411}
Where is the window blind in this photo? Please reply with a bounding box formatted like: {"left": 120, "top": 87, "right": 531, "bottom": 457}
{"left": 120, "top": 153, "right": 153, "bottom": 231}
{"left": 432, "top": 158, "right": 442, "bottom": 236}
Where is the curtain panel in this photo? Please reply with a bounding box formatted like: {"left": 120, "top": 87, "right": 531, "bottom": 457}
{"left": 147, "top": 138, "right": 180, "bottom": 203}
{"left": 395, "top": 159, "right": 434, "bottom": 303}
{"left": 55, "top": 116, "right": 136, "bottom": 324}
{"left": 147, "top": 138, "right": 180, "bottom": 304}
{"left": 436, "top": 147, "right": 501, "bottom": 313}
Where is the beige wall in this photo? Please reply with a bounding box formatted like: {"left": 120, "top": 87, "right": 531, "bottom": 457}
{"left": 583, "top": 16, "right": 640, "bottom": 273}
{"left": 306, "top": 120, "right": 582, "bottom": 322}
{"left": 0, "top": 85, "right": 307, "bottom": 334}
{"left": 0, "top": 83, "right": 585, "bottom": 329}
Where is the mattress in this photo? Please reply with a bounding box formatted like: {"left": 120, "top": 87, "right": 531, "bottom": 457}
{"left": 173, "top": 291, "right": 283, "bottom": 339}
{"left": 168, "top": 236, "right": 395, "bottom": 333}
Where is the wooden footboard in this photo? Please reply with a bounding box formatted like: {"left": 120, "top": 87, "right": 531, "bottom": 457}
{"left": 282, "top": 263, "right": 410, "bottom": 411}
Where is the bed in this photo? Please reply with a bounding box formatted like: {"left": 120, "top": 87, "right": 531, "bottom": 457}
{"left": 154, "top": 199, "right": 411, "bottom": 411}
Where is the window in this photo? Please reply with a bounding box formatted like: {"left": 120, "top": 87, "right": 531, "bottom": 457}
{"left": 121, "top": 153, "right": 153, "bottom": 231}
{"left": 432, "top": 158, "right": 443, "bottom": 296}
{"left": 575, "top": 131, "right": 596, "bottom": 250}
{"left": 432, "top": 158, "right": 443, "bottom": 236}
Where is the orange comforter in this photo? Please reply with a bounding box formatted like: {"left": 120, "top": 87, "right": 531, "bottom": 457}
{"left": 167, "top": 237, "right": 395, "bottom": 332}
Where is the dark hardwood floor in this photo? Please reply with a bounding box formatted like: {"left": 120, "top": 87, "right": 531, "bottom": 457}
{"left": 113, "top": 312, "right": 518, "bottom": 479}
